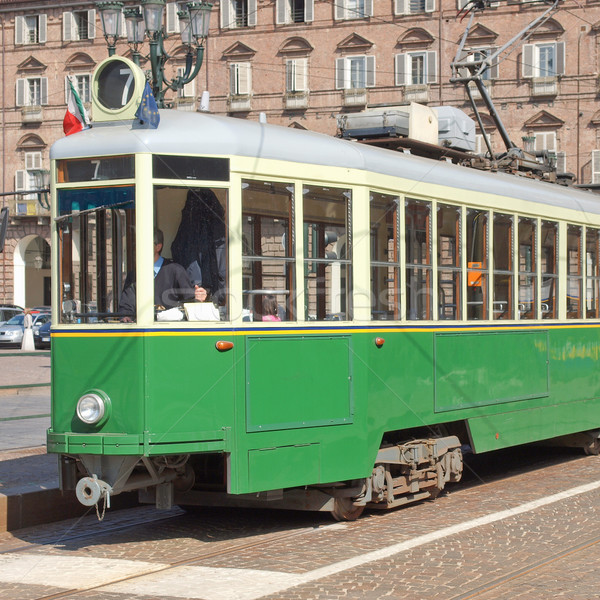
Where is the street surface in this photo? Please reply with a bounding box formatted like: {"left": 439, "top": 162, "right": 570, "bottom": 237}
{"left": 1, "top": 444, "right": 599, "bottom": 599}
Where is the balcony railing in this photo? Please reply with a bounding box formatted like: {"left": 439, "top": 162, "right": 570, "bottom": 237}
{"left": 343, "top": 88, "right": 367, "bottom": 107}
{"left": 8, "top": 196, "right": 50, "bottom": 218}
{"left": 403, "top": 84, "right": 429, "bottom": 104}
{"left": 531, "top": 76, "right": 558, "bottom": 97}
{"left": 21, "top": 106, "right": 43, "bottom": 123}
{"left": 228, "top": 94, "right": 252, "bottom": 112}
{"left": 285, "top": 91, "right": 309, "bottom": 110}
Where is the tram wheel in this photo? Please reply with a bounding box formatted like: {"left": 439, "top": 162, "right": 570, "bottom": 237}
{"left": 584, "top": 438, "right": 600, "bottom": 456}
{"left": 330, "top": 497, "right": 365, "bottom": 521}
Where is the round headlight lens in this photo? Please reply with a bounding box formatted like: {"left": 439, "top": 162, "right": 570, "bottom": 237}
{"left": 76, "top": 393, "right": 106, "bottom": 425}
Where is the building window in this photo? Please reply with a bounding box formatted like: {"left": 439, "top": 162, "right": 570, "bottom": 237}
{"left": 468, "top": 48, "right": 499, "bottom": 80}
{"left": 394, "top": 0, "right": 434, "bottom": 15}
{"left": 286, "top": 59, "right": 308, "bottom": 93}
{"left": 522, "top": 42, "right": 565, "bottom": 78}
{"left": 395, "top": 52, "right": 437, "bottom": 86}
{"left": 220, "top": 0, "right": 257, "bottom": 28}
{"left": 16, "top": 77, "right": 48, "bottom": 107}
{"left": 15, "top": 15, "right": 47, "bottom": 45}
{"left": 65, "top": 74, "right": 91, "bottom": 104}
{"left": 276, "top": 0, "right": 314, "bottom": 23}
{"left": 176, "top": 67, "right": 196, "bottom": 99}
{"left": 335, "top": 55, "right": 376, "bottom": 89}
{"left": 230, "top": 62, "right": 252, "bottom": 96}
{"left": 334, "top": 0, "right": 373, "bottom": 20}
{"left": 15, "top": 151, "right": 44, "bottom": 205}
{"left": 592, "top": 150, "right": 600, "bottom": 184}
{"left": 534, "top": 131, "right": 565, "bottom": 172}
{"left": 63, "top": 10, "right": 96, "bottom": 41}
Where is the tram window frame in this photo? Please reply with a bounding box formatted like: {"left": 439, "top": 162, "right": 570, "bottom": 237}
{"left": 466, "top": 208, "right": 489, "bottom": 320}
{"left": 370, "top": 192, "right": 400, "bottom": 321}
{"left": 56, "top": 185, "right": 136, "bottom": 324}
{"left": 518, "top": 217, "right": 537, "bottom": 320}
{"left": 242, "top": 179, "right": 295, "bottom": 322}
{"left": 303, "top": 185, "right": 352, "bottom": 321}
{"left": 567, "top": 224, "right": 583, "bottom": 319}
{"left": 492, "top": 213, "right": 514, "bottom": 320}
{"left": 405, "top": 199, "right": 432, "bottom": 321}
{"left": 586, "top": 227, "right": 600, "bottom": 319}
{"left": 153, "top": 186, "right": 229, "bottom": 322}
{"left": 541, "top": 220, "right": 558, "bottom": 319}
{"left": 437, "top": 203, "right": 461, "bottom": 320}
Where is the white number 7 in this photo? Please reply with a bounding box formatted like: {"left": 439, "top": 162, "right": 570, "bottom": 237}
{"left": 119, "top": 69, "right": 133, "bottom": 106}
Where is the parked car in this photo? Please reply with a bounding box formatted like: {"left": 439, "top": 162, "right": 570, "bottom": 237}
{"left": 30, "top": 306, "right": 51, "bottom": 314}
{"left": 0, "top": 313, "right": 50, "bottom": 347}
{"left": 34, "top": 319, "right": 52, "bottom": 349}
{"left": 0, "top": 305, "right": 24, "bottom": 327}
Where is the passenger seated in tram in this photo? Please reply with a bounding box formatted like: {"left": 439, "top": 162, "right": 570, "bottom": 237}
{"left": 262, "top": 295, "right": 281, "bottom": 322}
{"left": 119, "top": 228, "right": 207, "bottom": 321}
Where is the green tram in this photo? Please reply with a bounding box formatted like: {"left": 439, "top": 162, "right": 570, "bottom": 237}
{"left": 48, "top": 57, "right": 600, "bottom": 520}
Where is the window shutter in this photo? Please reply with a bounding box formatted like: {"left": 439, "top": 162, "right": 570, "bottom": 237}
{"left": 395, "top": 54, "right": 407, "bottom": 86}
{"left": 16, "top": 79, "right": 25, "bottom": 106}
{"left": 248, "top": 0, "right": 257, "bottom": 26}
{"left": 15, "top": 170, "right": 26, "bottom": 192}
{"left": 39, "top": 14, "right": 47, "bottom": 43}
{"left": 522, "top": 44, "right": 534, "bottom": 78}
{"left": 297, "top": 58, "right": 308, "bottom": 91}
{"left": 489, "top": 48, "right": 499, "bottom": 79}
{"left": 239, "top": 63, "right": 251, "bottom": 94}
{"left": 87, "top": 9, "right": 96, "bottom": 39}
{"left": 395, "top": 0, "right": 407, "bottom": 15}
{"left": 15, "top": 16, "right": 24, "bottom": 45}
{"left": 276, "top": 0, "right": 287, "bottom": 24}
{"left": 40, "top": 77, "right": 48, "bottom": 105}
{"left": 230, "top": 63, "right": 236, "bottom": 93}
{"left": 63, "top": 12, "right": 73, "bottom": 41}
{"left": 304, "top": 0, "right": 314, "bottom": 22}
{"left": 555, "top": 41, "right": 565, "bottom": 76}
{"left": 365, "top": 0, "right": 374, "bottom": 16}
{"left": 221, "top": 0, "right": 231, "bottom": 28}
{"left": 25, "top": 152, "right": 42, "bottom": 170}
{"left": 64, "top": 76, "right": 70, "bottom": 103}
{"left": 334, "top": 0, "right": 345, "bottom": 20}
{"left": 286, "top": 60, "right": 294, "bottom": 91}
{"left": 166, "top": 3, "right": 180, "bottom": 33}
{"left": 425, "top": 0, "right": 435, "bottom": 12}
{"left": 366, "top": 55, "right": 376, "bottom": 87}
{"left": 457, "top": 0, "right": 469, "bottom": 8}
{"left": 426, "top": 51, "right": 437, "bottom": 84}
{"left": 592, "top": 150, "right": 600, "bottom": 184}
{"left": 177, "top": 67, "right": 196, "bottom": 97}
{"left": 555, "top": 151, "right": 566, "bottom": 174}
{"left": 335, "top": 57, "right": 346, "bottom": 89}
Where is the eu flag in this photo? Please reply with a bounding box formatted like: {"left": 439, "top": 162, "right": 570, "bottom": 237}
{"left": 135, "top": 82, "right": 160, "bottom": 129}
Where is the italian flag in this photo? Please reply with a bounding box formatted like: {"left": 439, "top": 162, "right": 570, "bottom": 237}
{"left": 63, "top": 77, "right": 90, "bottom": 136}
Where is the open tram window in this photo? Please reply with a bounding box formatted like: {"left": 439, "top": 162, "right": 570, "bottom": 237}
{"left": 493, "top": 213, "right": 513, "bottom": 320}
{"left": 586, "top": 228, "right": 600, "bottom": 319}
{"left": 406, "top": 199, "right": 432, "bottom": 320}
{"left": 57, "top": 186, "right": 135, "bottom": 323}
{"left": 152, "top": 186, "right": 228, "bottom": 321}
{"left": 370, "top": 192, "right": 400, "bottom": 320}
{"left": 567, "top": 225, "right": 583, "bottom": 319}
{"left": 242, "top": 180, "right": 294, "bottom": 322}
{"left": 518, "top": 218, "right": 537, "bottom": 320}
{"left": 303, "top": 185, "right": 351, "bottom": 321}
{"left": 466, "top": 208, "right": 489, "bottom": 320}
{"left": 437, "top": 204, "right": 461, "bottom": 320}
{"left": 541, "top": 220, "right": 558, "bottom": 319}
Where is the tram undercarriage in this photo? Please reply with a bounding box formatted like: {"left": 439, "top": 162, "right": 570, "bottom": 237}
{"left": 62, "top": 435, "right": 465, "bottom": 521}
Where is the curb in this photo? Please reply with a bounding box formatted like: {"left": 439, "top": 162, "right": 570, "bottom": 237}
{"left": 0, "top": 487, "right": 140, "bottom": 532}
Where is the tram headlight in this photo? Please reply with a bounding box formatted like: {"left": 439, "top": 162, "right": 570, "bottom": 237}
{"left": 76, "top": 391, "right": 110, "bottom": 425}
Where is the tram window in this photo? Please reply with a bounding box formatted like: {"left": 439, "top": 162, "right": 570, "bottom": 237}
{"left": 242, "top": 180, "right": 294, "bottom": 322}
{"left": 406, "top": 199, "right": 432, "bottom": 320}
{"left": 466, "top": 209, "right": 489, "bottom": 320}
{"left": 303, "top": 185, "right": 351, "bottom": 321}
{"left": 541, "top": 220, "right": 558, "bottom": 319}
{"left": 518, "top": 218, "right": 536, "bottom": 320}
{"left": 586, "top": 228, "right": 600, "bottom": 319}
{"left": 370, "top": 192, "right": 400, "bottom": 320}
{"left": 493, "top": 213, "right": 513, "bottom": 319}
{"left": 57, "top": 186, "right": 135, "bottom": 323}
{"left": 154, "top": 186, "right": 228, "bottom": 321}
{"left": 152, "top": 155, "right": 229, "bottom": 181}
{"left": 437, "top": 204, "right": 461, "bottom": 320}
{"left": 567, "top": 225, "right": 583, "bottom": 319}
{"left": 57, "top": 156, "right": 134, "bottom": 183}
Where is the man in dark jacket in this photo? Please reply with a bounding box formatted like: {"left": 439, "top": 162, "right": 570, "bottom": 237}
{"left": 119, "top": 228, "right": 207, "bottom": 319}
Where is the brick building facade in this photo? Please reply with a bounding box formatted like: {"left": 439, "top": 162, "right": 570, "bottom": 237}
{"left": 0, "top": 0, "right": 598, "bottom": 305}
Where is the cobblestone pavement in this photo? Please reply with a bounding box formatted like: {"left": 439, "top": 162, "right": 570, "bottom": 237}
{"left": 0, "top": 448, "right": 599, "bottom": 600}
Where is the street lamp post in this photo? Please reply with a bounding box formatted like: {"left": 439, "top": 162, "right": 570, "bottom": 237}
{"left": 96, "top": 0, "right": 212, "bottom": 108}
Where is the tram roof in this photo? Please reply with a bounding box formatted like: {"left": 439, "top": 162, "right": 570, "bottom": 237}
{"left": 51, "top": 110, "right": 600, "bottom": 218}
